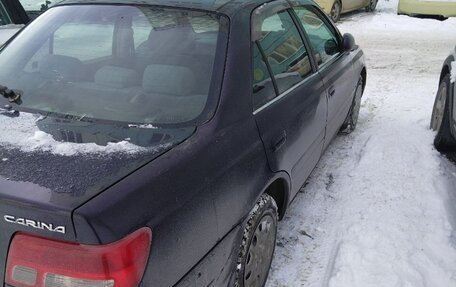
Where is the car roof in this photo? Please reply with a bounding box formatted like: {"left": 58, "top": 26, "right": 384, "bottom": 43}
{"left": 56, "top": 0, "right": 315, "bottom": 15}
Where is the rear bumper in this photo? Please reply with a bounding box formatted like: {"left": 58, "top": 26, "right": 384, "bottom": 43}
{"left": 398, "top": 0, "right": 456, "bottom": 17}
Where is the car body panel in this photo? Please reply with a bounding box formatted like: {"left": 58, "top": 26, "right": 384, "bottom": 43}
{"left": 0, "top": 0, "right": 365, "bottom": 286}
{"left": 255, "top": 71, "right": 327, "bottom": 197}
{"left": 320, "top": 53, "right": 358, "bottom": 143}
{"left": 344, "top": 0, "right": 369, "bottom": 11}
{"left": 314, "top": 0, "right": 369, "bottom": 16}
{"left": 398, "top": 0, "right": 456, "bottom": 17}
{"left": 252, "top": 0, "right": 328, "bottom": 197}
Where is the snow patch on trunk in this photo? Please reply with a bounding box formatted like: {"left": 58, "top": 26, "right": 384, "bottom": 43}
{"left": 0, "top": 113, "right": 147, "bottom": 156}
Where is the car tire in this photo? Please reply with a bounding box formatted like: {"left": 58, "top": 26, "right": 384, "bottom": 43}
{"left": 340, "top": 75, "right": 364, "bottom": 134}
{"left": 330, "top": 0, "right": 342, "bottom": 22}
{"left": 234, "top": 194, "right": 278, "bottom": 287}
{"left": 365, "top": 0, "right": 377, "bottom": 12}
{"left": 431, "top": 74, "right": 456, "bottom": 151}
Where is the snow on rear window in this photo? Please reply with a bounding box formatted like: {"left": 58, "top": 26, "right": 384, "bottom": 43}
{"left": 0, "top": 112, "right": 148, "bottom": 156}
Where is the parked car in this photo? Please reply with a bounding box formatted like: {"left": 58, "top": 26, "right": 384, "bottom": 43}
{"left": 0, "top": 0, "right": 366, "bottom": 286}
{"left": 431, "top": 47, "right": 456, "bottom": 151}
{"left": 314, "top": 0, "right": 378, "bottom": 22}
{"left": 0, "top": 0, "right": 28, "bottom": 45}
{"left": 398, "top": 0, "right": 456, "bottom": 19}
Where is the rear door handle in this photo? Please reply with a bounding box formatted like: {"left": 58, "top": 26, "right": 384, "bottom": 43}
{"left": 272, "top": 131, "right": 287, "bottom": 152}
{"left": 328, "top": 86, "right": 336, "bottom": 97}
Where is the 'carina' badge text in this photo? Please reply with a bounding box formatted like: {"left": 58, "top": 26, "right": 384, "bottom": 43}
{"left": 3, "top": 215, "right": 66, "bottom": 234}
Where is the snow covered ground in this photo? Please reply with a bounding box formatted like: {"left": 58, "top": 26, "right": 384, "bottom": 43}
{"left": 267, "top": 1, "right": 456, "bottom": 286}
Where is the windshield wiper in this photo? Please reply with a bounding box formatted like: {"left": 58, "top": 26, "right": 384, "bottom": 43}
{"left": 0, "top": 85, "right": 22, "bottom": 105}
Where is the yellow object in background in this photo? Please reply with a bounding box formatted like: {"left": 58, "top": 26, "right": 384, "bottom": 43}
{"left": 398, "top": 0, "right": 456, "bottom": 18}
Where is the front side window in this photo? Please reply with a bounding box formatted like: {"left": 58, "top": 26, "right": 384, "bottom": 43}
{"left": 293, "top": 6, "right": 340, "bottom": 66}
{"left": 252, "top": 10, "right": 312, "bottom": 109}
{"left": 0, "top": 5, "right": 227, "bottom": 125}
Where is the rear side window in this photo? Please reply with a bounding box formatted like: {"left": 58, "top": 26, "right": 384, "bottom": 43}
{"left": 0, "top": 1, "right": 11, "bottom": 25}
{"left": 293, "top": 6, "right": 340, "bottom": 66}
{"left": 252, "top": 10, "right": 312, "bottom": 110}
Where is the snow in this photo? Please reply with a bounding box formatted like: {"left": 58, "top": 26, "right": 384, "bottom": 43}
{"left": 128, "top": 123, "right": 158, "bottom": 129}
{"left": 267, "top": 1, "right": 456, "bottom": 286}
{"left": 0, "top": 112, "right": 148, "bottom": 156}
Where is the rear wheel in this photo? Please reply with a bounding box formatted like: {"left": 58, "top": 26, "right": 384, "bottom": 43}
{"left": 330, "top": 0, "right": 342, "bottom": 22}
{"left": 234, "top": 194, "right": 278, "bottom": 287}
{"left": 340, "top": 75, "right": 364, "bottom": 134}
{"left": 365, "top": 0, "right": 377, "bottom": 12}
{"left": 431, "top": 74, "right": 456, "bottom": 151}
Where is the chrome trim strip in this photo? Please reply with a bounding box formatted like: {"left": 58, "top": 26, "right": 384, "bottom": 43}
{"left": 253, "top": 73, "right": 319, "bottom": 115}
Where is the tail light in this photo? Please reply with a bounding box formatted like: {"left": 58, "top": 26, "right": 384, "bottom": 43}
{"left": 5, "top": 227, "right": 152, "bottom": 287}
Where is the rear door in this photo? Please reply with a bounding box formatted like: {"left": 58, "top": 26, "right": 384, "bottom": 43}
{"left": 253, "top": 0, "right": 328, "bottom": 195}
{"left": 292, "top": 5, "right": 356, "bottom": 146}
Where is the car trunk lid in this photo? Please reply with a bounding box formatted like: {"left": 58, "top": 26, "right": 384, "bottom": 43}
{"left": 0, "top": 110, "right": 195, "bottom": 284}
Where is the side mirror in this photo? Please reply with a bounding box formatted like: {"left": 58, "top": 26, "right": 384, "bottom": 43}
{"left": 343, "top": 33, "right": 356, "bottom": 52}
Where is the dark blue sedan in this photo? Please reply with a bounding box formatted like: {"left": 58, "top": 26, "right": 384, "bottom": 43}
{"left": 0, "top": 0, "right": 366, "bottom": 286}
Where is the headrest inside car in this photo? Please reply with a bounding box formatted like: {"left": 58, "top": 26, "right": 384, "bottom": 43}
{"left": 142, "top": 64, "right": 196, "bottom": 96}
{"left": 95, "top": 66, "right": 140, "bottom": 89}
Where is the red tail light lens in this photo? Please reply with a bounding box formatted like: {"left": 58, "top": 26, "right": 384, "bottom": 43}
{"left": 6, "top": 228, "right": 152, "bottom": 287}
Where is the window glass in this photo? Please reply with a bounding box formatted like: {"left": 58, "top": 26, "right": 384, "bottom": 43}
{"left": 0, "top": 2, "right": 11, "bottom": 25}
{"left": 19, "top": 0, "right": 50, "bottom": 12}
{"left": 252, "top": 44, "right": 276, "bottom": 109}
{"left": 293, "top": 6, "right": 340, "bottom": 66}
{"left": 19, "top": 0, "right": 52, "bottom": 19}
{"left": 0, "top": 5, "right": 226, "bottom": 124}
{"left": 54, "top": 22, "right": 114, "bottom": 61}
{"left": 253, "top": 10, "right": 312, "bottom": 108}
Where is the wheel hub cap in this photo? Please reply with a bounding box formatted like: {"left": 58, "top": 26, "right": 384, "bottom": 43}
{"left": 244, "top": 215, "right": 276, "bottom": 287}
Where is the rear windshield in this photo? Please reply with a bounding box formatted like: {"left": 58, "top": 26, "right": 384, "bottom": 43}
{"left": 0, "top": 5, "right": 227, "bottom": 124}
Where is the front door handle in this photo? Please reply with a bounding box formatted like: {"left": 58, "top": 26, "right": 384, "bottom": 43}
{"left": 272, "top": 131, "right": 287, "bottom": 152}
